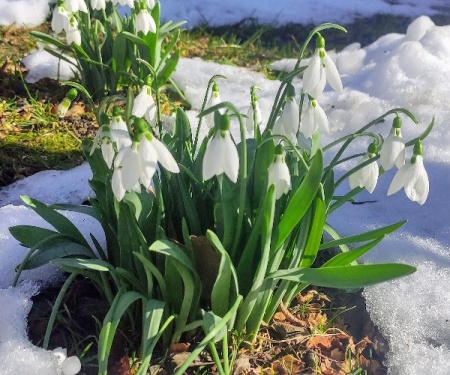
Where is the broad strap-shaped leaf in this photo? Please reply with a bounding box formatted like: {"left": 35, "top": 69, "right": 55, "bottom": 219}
{"left": 21, "top": 195, "right": 92, "bottom": 249}
{"left": 319, "top": 220, "right": 406, "bottom": 250}
{"left": 268, "top": 263, "right": 416, "bottom": 289}
{"left": 9, "top": 225, "right": 58, "bottom": 248}
{"left": 323, "top": 237, "right": 384, "bottom": 267}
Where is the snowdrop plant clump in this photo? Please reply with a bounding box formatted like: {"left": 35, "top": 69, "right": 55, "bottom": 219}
{"left": 11, "top": 23, "right": 433, "bottom": 374}
{"left": 33, "top": 0, "right": 183, "bottom": 99}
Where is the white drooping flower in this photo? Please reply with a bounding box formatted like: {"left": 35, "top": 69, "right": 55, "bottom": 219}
{"left": 135, "top": 8, "right": 156, "bottom": 34}
{"left": 110, "top": 110, "right": 132, "bottom": 151}
{"left": 204, "top": 82, "right": 223, "bottom": 129}
{"left": 111, "top": 119, "right": 179, "bottom": 201}
{"left": 90, "top": 126, "right": 116, "bottom": 168}
{"left": 51, "top": 5, "right": 70, "bottom": 34}
{"left": 145, "top": 0, "right": 155, "bottom": 8}
{"left": 300, "top": 97, "right": 329, "bottom": 138}
{"left": 268, "top": 145, "right": 291, "bottom": 199}
{"left": 380, "top": 117, "right": 405, "bottom": 171}
{"left": 349, "top": 144, "right": 379, "bottom": 193}
{"left": 272, "top": 116, "right": 296, "bottom": 145}
{"left": 281, "top": 96, "right": 300, "bottom": 136}
{"left": 387, "top": 141, "right": 429, "bottom": 205}
{"left": 66, "top": 17, "right": 82, "bottom": 45}
{"left": 202, "top": 114, "right": 239, "bottom": 182}
{"left": 246, "top": 98, "right": 262, "bottom": 133}
{"left": 132, "top": 84, "right": 156, "bottom": 119}
{"left": 64, "top": 0, "right": 88, "bottom": 13}
{"left": 90, "top": 0, "right": 107, "bottom": 10}
{"left": 303, "top": 33, "right": 343, "bottom": 99}
{"left": 52, "top": 347, "right": 82, "bottom": 375}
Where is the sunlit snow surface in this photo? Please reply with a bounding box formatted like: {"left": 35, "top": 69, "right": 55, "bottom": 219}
{"left": 1, "top": 6, "right": 450, "bottom": 375}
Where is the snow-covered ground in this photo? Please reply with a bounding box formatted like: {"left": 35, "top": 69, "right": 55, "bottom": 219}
{"left": 1, "top": 1, "right": 450, "bottom": 374}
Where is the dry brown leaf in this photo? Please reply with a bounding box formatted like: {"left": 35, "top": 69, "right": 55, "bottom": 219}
{"left": 66, "top": 102, "right": 85, "bottom": 117}
{"left": 169, "top": 342, "right": 190, "bottom": 354}
{"left": 264, "top": 354, "right": 305, "bottom": 375}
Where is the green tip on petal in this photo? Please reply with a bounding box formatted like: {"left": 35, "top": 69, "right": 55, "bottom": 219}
{"left": 218, "top": 114, "right": 230, "bottom": 132}
{"left": 367, "top": 142, "right": 377, "bottom": 155}
{"left": 316, "top": 33, "right": 325, "bottom": 49}
{"left": 66, "top": 88, "right": 77, "bottom": 101}
{"left": 393, "top": 116, "right": 402, "bottom": 129}
{"left": 413, "top": 139, "right": 423, "bottom": 156}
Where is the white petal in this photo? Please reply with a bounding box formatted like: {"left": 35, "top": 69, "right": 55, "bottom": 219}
{"left": 151, "top": 137, "right": 180, "bottom": 173}
{"left": 139, "top": 137, "right": 158, "bottom": 185}
{"left": 202, "top": 135, "right": 224, "bottom": 180}
{"left": 205, "top": 94, "right": 221, "bottom": 129}
{"left": 380, "top": 135, "right": 405, "bottom": 171}
{"left": 349, "top": 156, "right": 367, "bottom": 190}
{"left": 281, "top": 99, "right": 299, "bottom": 135}
{"left": 132, "top": 86, "right": 153, "bottom": 118}
{"left": 61, "top": 356, "right": 82, "bottom": 375}
{"left": 323, "top": 53, "right": 343, "bottom": 93}
{"left": 101, "top": 141, "right": 115, "bottom": 169}
{"left": 121, "top": 147, "right": 141, "bottom": 191}
{"left": 221, "top": 133, "right": 239, "bottom": 183}
{"left": 364, "top": 161, "right": 379, "bottom": 193}
{"left": 302, "top": 52, "right": 321, "bottom": 95}
{"left": 268, "top": 158, "right": 291, "bottom": 199}
{"left": 387, "top": 164, "right": 409, "bottom": 196}
{"left": 314, "top": 103, "right": 329, "bottom": 133}
{"left": 300, "top": 106, "right": 315, "bottom": 139}
{"left": 112, "top": 168, "right": 126, "bottom": 201}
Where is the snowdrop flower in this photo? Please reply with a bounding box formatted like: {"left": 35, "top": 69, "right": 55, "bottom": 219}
{"left": 52, "top": 347, "right": 81, "bottom": 375}
{"left": 57, "top": 88, "right": 77, "bottom": 117}
{"left": 64, "top": 0, "right": 88, "bottom": 13}
{"left": 112, "top": 119, "right": 179, "bottom": 201}
{"left": 132, "top": 84, "right": 157, "bottom": 122}
{"left": 135, "top": 7, "right": 156, "bottom": 34}
{"left": 280, "top": 85, "right": 300, "bottom": 136}
{"left": 51, "top": 3, "right": 70, "bottom": 34}
{"left": 303, "top": 33, "right": 343, "bottom": 99}
{"left": 110, "top": 107, "right": 132, "bottom": 150}
{"left": 204, "top": 82, "right": 223, "bottom": 129}
{"left": 349, "top": 143, "right": 379, "bottom": 193}
{"left": 90, "top": 0, "right": 107, "bottom": 10}
{"left": 380, "top": 116, "right": 405, "bottom": 171}
{"left": 112, "top": 0, "right": 134, "bottom": 7}
{"left": 145, "top": 0, "right": 155, "bottom": 8}
{"left": 268, "top": 145, "right": 291, "bottom": 199}
{"left": 272, "top": 116, "right": 296, "bottom": 145}
{"left": 300, "top": 97, "right": 329, "bottom": 138}
{"left": 388, "top": 140, "right": 429, "bottom": 205}
{"left": 246, "top": 94, "right": 262, "bottom": 133}
{"left": 90, "top": 126, "right": 116, "bottom": 168}
{"left": 203, "top": 114, "right": 239, "bottom": 182}
{"left": 66, "top": 17, "right": 81, "bottom": 45}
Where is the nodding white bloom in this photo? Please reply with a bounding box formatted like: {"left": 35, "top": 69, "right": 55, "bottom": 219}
{"left": 90, "top": 0, "right": 107, "bottom": 10}
{"left": 246, "top": 98, "right": 262, "bottom": 133}
{"left": 51, "top": 5, "right": 70, "bottom": 34}
{"left": 205, "top": 82, "right": 223, "bottom": 129}
{"left": 300, "top": 97, "right": 329, "bottom": 138}
{"left": 64, "top": 0, "right": 88, "bottom": 13}
{"left": 380, "top": 117, "right": 405, "bottom": 171}
{"left": 349, "top": 143, "right": 379, "bottom": 193}
{"left": 66, "top": 17, "right": 81, "bottom": 45}
{"left": 52, "top": 347, "right": 81, "bottom": 375}
{"left": 135, "top": 8, "right": 156, "bottom": 34}
{"left": 112, "top": 0, "right": 134, "bottom": 7}
{"left": 388, "top": 140, "right": 429, "bottom": 205}
{"left": 272, "top": 116, "right": 296, "bottom": 145}
{"left": 303, "top": 33, "right": 343, "bottom": 99}
{"left": 90, "top": 126, "right": 116, "bottom": 168}
{"left": 110, "top": 109, "right": 132, "bottom": 150}
{"left": 281, "top": 93, "right": 300, "bottom": 136}
{"left": 203, "top": 114, "right": 239, "bottom": 182}
{"left": 112, "top": 119, "right": 179, "bottom": 201}
{"left": 132, "top": 84, "right": 156, "bottom": 119}
{"left": 268, "top": 145, "right": 291, "bottom": 199}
